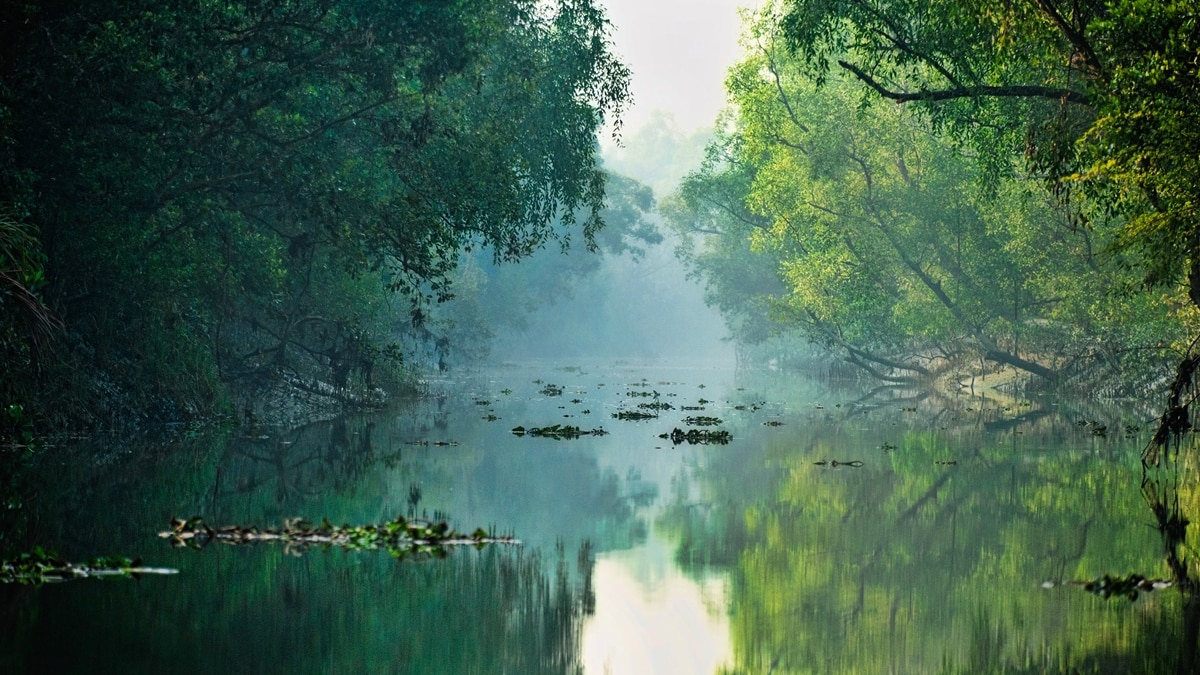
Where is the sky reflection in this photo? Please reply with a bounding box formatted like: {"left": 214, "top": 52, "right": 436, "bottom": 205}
{"left": 583, "top": 531, "right": 732, "bottom": 674}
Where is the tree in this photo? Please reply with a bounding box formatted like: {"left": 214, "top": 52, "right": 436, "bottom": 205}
{"left": 0, "top": 0, "right": 630, "bottom": 419}
{"left": 667, "top": 6, "right": 1190, "bottom": 385}
{"left": 770, "top": 0, "right": 1200, "bottom": 445}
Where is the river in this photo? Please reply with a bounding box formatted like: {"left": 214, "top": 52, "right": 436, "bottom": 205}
{"left": 1, "top": 360, "right": 1189, "bottom": 673}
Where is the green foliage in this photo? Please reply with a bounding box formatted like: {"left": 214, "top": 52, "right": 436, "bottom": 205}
{"left": 0, "top": 547, "right": 177, "bottom": 585}
{"left": 160, "top": 515, "right": 518, "bottom": 559}
{"left": 666, "top": 3, "right": 1191, "bottom": 387}
{"left": 775, "top": 0, "right": 1200, "bottom": 307}
{"left": 0, "top": 0, "right": 631, "bottom": 420}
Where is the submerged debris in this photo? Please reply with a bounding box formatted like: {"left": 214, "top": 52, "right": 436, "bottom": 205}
{"left": 159, "top": 516, "right": 518, "bottom": 558}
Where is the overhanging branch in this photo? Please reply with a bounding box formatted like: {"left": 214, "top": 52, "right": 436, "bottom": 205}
{"left": 838, "top": 60, "right": 1091, "bottom": 106}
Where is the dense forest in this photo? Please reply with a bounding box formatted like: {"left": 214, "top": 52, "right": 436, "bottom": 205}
{"left": 0, "top": 0, "right": 641, "bottom": 430}
{"left": 665, "top": 0, "right": 1200, "bottom": 405}
{"left": 3, "top": 0, "right": 1200, "bottom": 435}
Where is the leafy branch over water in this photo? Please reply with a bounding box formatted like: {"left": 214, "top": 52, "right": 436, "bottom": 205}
{"left": 159, "top": 516, "right": 519, "bottom": 558}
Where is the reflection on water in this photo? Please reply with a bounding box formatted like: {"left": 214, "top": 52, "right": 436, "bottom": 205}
{"left": 3, "top": 361, "right": 1200, "bottom": 672}
{"left": 583, "top": 533, "right": 731, "bottom": 674}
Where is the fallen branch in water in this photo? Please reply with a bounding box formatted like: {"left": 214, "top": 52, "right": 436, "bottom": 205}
{"left": 1, "top": 548, "right": 178, "bottom": 585}
{"left": 159, "top": 516, "right": 520, "bottom": 558}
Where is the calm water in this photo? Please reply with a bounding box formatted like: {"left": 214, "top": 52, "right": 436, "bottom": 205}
{"left": 2, "top": 361, "right": 1194, "bottom": 673}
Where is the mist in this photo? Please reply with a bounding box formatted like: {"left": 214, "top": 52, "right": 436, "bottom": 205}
{"left": 483, "top": 0, "right": 751, "bottom": 366}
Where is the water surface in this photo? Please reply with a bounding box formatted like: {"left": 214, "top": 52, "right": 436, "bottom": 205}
{"left": 2, "top": 361, "right": 1190, "bottom": 673}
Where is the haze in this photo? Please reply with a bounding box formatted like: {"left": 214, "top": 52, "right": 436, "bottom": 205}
{"left": 601, "top": 0, "right": 752, "bottom": 141}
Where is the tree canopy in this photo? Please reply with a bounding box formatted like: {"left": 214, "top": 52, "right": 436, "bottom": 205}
{"left": 0, "top": 0, "right": 631, "bottom": 421}
{"left": 775, "top": 0, "right": 1200, "bottom": 301}
{"left": 665, "top": 2, "right": 1196, "bottom": 388}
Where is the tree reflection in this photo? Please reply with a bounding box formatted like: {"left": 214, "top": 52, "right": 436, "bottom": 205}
{"left": 217, "top": 418, "right": 394, "bottom": 506}
{"left": 663, "top": 398, "right": 1170, "bottom": 673}
{"left": 1141, "top": 459, "right": 1200, "bottom": 673}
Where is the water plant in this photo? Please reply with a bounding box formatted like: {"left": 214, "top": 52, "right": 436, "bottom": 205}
{"left": 637, "top": 401, "right": 674, "bottom": 411}
{"left": 159, "top": 516, "right": 518, "bottom": 559}
{"left": 659, "top": 428, "right": 732, "bottom": 445}
{"left": 611, "top": 411, "right": 657, "bottom": 421}
{"left": 510, "top": 425, "right": 608, "bottom": 439}
{"left": 1, "top": 548, "right": 178, "bottom": 585}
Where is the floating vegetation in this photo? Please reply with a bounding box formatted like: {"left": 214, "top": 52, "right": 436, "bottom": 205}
{"left": 813, "top": 460, "right": 864, "bottom": 468}
{"left": 733, "top": 401, "right": 766, "bottom": 412}
{"left": 683, "top": 416, "right": 722, "bottom": 426}
{"left": 1, "top": 548, "right": 178, "bottom": 585}
{"left": 511, "top": 425, "right": 608, "bottom": 439}
{"left": 612, "top": 410, "right": 657, "bottom": 421}
{"left": 659, "top": 428, "right": 732, "bottom": 445}
{"left": 159, "top": 516, "right": 517, "bottom": 558}
{"left": 637, "top": 401, "right": 674, "bottom": 411}
{"left": 1068, "top": 574, "right": 1173, "bottom": 601}
{"left": 539, "top": 384, "right": 564, "bottom": 396}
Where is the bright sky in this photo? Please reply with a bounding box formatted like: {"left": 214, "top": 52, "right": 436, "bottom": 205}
{"left": 600, "top": 0, "right": 754, "bottom": 138}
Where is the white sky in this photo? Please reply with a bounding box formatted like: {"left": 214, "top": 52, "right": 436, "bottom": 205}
{"left": 600, "top": 0, "right": 754, "bottom": 138}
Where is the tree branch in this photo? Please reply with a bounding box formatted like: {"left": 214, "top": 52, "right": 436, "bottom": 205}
{"left": 838, "top": 60, "right": 1091, "bottom": 106}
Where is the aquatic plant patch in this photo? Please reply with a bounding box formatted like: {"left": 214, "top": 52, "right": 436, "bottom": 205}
{"left": 637, "top": 401, "right": 674, "bottom": 411}
{"left": 1, "top": 548, "right": 178, "bottom": 585}
{"left": 611, "top": 411, "right": 658, "bottom": 421}
{"left": 159, "top": 516, "right": 518, "bottom": 558}
{"left": 659, "top": 428, "right": 732, "bottom": 445}
{"left": 511, "top": 425, "right": 609, "bottom": 439}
